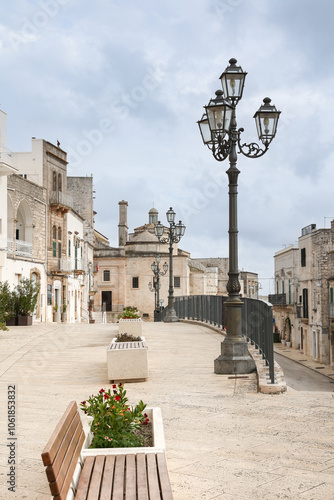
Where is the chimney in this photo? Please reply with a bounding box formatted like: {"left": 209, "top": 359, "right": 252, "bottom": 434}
{"left": 118, "top": 200, "right": 128, "bottom": 247}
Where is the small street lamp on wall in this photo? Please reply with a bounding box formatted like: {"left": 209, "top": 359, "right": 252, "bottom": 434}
{"left": 198, "top": 58, "right": 280, "bottom": 374}
{"left": 155, "top": 208, "right": 186, "bottom": 322}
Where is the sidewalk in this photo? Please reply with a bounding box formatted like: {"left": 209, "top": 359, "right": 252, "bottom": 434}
{"left": 0, "top": 321, "right": 333, "bottom": 500}
{"left": 274, "top": 342, "right": 334, "bottom": 380}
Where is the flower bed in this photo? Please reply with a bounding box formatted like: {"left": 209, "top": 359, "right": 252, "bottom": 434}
{"left": 80, "top": 385, "right": 165, "bottom": 457}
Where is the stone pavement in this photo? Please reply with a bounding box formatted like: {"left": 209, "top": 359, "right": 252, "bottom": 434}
{"left": 0, "top": 321, "right": 333, "bottom": 500}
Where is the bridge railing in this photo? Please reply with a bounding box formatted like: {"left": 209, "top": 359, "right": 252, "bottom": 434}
{"left": 164, "top": 295, "right": 274, "bottom": 384}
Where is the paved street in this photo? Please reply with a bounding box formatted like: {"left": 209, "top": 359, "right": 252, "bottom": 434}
{"left": 275, "top": 352, "right": 334, "bottom": 392}
{"left": 0, "top": 321, "right": 333, "bottom": 500}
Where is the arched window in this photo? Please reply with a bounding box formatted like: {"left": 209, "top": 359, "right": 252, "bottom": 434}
{"left": 58, "top": 227, "right": 62, "bottom": 240}
{"left": 58, "top": 174, "right": 62, "bottom": 192}
{"left": 53, "top": 171, "right": 57, "bottom": 191}
{"left": 53, "top": 225, "right": 57, "bottom": 240}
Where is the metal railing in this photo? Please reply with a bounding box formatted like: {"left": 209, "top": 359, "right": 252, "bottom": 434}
{"left": 268, "top": 293, "right": 286, "bottom": 305}
{"left": 165, "top": 295, "right": 275, "bottom": 384}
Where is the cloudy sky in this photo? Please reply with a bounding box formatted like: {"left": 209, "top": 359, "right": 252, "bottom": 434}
{"left": 1, "top": 0, "right": 333, "bottom": 295}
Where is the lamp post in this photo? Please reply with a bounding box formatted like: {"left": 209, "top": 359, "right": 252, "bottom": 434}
{"left": 148, "top": 255, "right": 168, "bottom": 312}
{"left": 198, "top": 58, "right": 280, "bottom": 374}
{"left": 155, "top": 208, "right": 186, "bottom": 322}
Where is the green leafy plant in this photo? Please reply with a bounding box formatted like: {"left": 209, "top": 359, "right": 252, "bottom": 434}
{"left": 117, "top": 306, "right": 141, "bottom": 320}
{"left": 0, "top": 281, "right": 15, "bottom": 323}
{"left": 115, "top": 333, "right": 142, "bottom": 342}
{"left": 54, "top": 304, "right": 58, "bottom": 313}
{"left": 14, "top": 278, "right": 40, "bottom": 316}
{"left": 62, "top": 303, "right": 67, "bottom": 313}
{"left": 80, "top": 384, "right": 149, "bottom": 448}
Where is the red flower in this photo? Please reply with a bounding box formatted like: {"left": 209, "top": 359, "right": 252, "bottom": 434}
{"left": 113, "top": 390, "right": 117, "bottom": 395}
{"left": 112, "top": 384, "right": 116, "bottom": 389}
{"left": 99, "top": 388, "right": 105, "bottom": 394}
{"left": 104, "top": 394, "right": 110, "bottom": 400}
{"left": 115, "top": 395, "right": 120, "bottom": 402}
{"left": 81, "top": 401, "right": 86, "bottom": 405}
{"left": 144, "top": 413, "right": 148, "bottom": 418}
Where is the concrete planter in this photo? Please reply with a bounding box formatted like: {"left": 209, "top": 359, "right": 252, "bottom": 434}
{"left": 81, "top": 407, "right": 165, "bottom": 457}
{"left": 118, "top": 318, "right": 142, "bottom": 336}
{"left": 107, "top": 337, "right": 148, "bottom": 382}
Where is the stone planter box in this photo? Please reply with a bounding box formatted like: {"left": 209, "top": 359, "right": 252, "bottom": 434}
{"left": 107, "top": 337, "right": 148, "bottom": 382}
{"left": 81, "top": 407, "right": 165, "bottom": 457}
{"left": 118, "top": 318, "right": 142, "bottom": 336}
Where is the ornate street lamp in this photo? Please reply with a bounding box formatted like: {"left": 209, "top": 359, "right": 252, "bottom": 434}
{"left": 148, "top": 255, "right": 168, "bottom": 315}
{"left": 198, "top": 58, "right": 280, "bottom": 374}
{"left": 154, "top": 208, "right": 186, "bottom": 322}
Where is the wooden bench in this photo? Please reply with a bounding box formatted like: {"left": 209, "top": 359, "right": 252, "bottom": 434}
{"left": 41, "top": 401, "right": 174, "bottom": 500}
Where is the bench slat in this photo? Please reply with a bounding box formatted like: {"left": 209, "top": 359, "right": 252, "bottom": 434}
{"left": 99, "top": 455, "right": 115, "bottom": 500}
{"left": 87, "top": 455, "right": 106, "bottom": 500}
{"left": 156, "top": 453, "right": 174, "bottom": 500}
{"left": 146, "top": 453, "right": 161, "bottom": 499}
{"left": 42, "top": 401, "right": 78, "bottom": 466}
{"left": 46, "top": 414, "right": 82, "bottom": 483}
{"left": 125, "top": 454, "right": 136, "bottom": 500}
{"left": 75, "top": 455, "right": 95, "bottom": 500}
{"left": 50, "top": 429, "right": 85, "bottom": 497}
{"left": 112, "top": 454, "right": 126, "bottom": 500}
{"left": 136, "top": 453, "right": 149, "bottom": 500}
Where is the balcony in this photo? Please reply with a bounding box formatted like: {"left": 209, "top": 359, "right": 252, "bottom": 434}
{"left": 268, "top": 293, "right": 286, "bottom": 305}
{"left": 329, "top": 303, "right": 334, "bottom": 319}
{"left": 49, "top": 191, "right": 73, "bottom": 211}
{"left": 51, "top": 258, "right": 72, "bottom": 274}
{"left": 0, "top": 147, "right": 18, "bottom": 176}
{"left": 74, "top": 258, "right": 86, "bottom": 274}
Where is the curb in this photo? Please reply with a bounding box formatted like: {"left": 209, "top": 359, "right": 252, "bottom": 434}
{"left": 179, "top": 319, "right": 287, "bottom": 394}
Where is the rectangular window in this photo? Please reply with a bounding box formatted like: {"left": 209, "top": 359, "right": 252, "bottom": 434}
{"left": 58, "top": 242, "right": 62, "bottom": 258}
{"left": 301, "top": 248, "right": 306, "bottom": 267}
{"left": 53, "top": 241, "right": 57, "bottom": 257}
{"left": 330, "top": 287, "right": 333, "bottom": 303}
{"left": 132, "top": 277, "right": 139, "bottom": 289}
{"left": 47, "top": 284, "right": 52, "bottom": 305}
{"left": 174, "top": 276, "right": 181, "bottom": 288}
{"left": 103, "top": 270, "right": 110, "bottom": 282}
{"left": 68, "top": 239, "right": 71, "bottom": 257}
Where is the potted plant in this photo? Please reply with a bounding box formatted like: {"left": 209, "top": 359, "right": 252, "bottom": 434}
{"left": 61, "top": 303, "right": 67, "bottom": 322}
{"left": 14, "top": 278, "right": 40, "bottom": 326}
{"left": 107, "top": 333, "right": 148, "bottom": 381}
{"left": 80, "top": 384, "right": 165, "bottom": 457}
{"left": 0, "top": 281, "right": 15, "bottom": 327}
{"left": 53, "top": 303, "right": 60, "bottom": 322}
{"left": 118, "top": 306, "right": 142, "bottom": 336}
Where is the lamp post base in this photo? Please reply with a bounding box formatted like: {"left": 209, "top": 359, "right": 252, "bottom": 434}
{"left": 163, "top": 307, "right": 179, "bottom": 322}
{"left": 214, "top": 339, "right": 255, "bottom": 374}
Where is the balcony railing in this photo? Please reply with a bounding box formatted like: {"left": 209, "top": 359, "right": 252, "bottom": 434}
{"left": 74, "top": 258, "right": 86, "bottom": 272}
{"left": 268, "top": 293, "right": 286, "bottom": 305}
{"left": 49, "top": 191, "right": 74, "bottom": 209}
{"left": 15, "top": 239, "right": 33, "bottom": 257}
{"left": 59, "top": 258, "right": 72, "bottom": 272}
{"left": 329, "top": 303, "right": 334, "bottom": 319}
